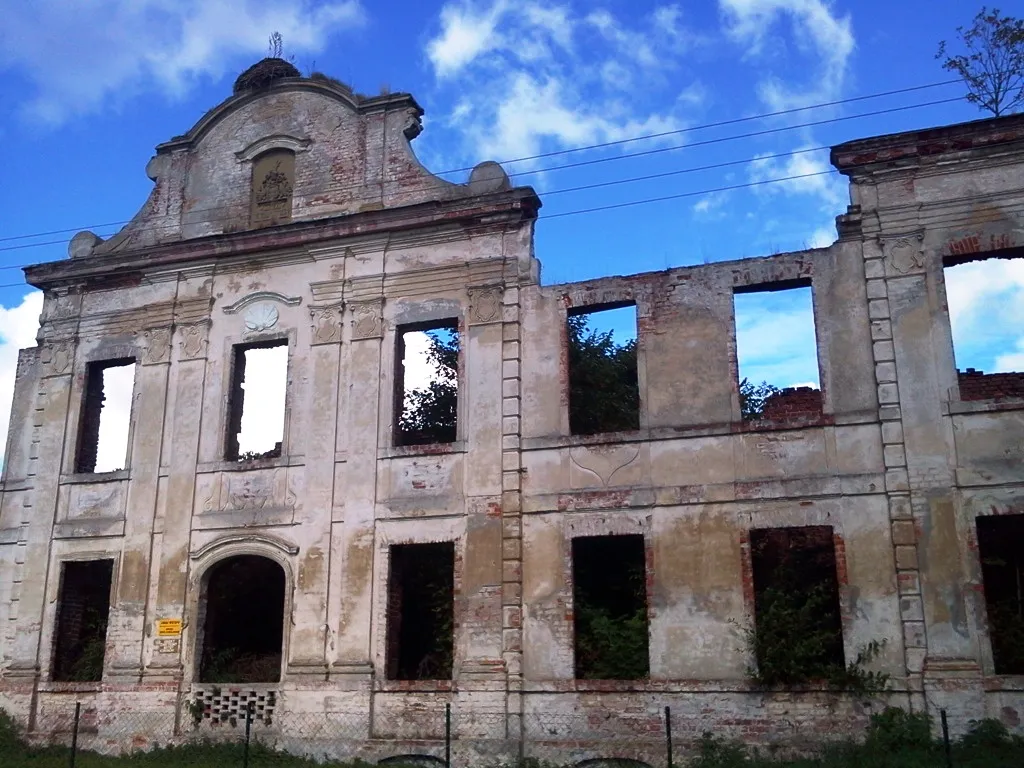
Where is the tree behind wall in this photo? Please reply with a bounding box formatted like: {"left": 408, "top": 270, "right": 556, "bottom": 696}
{"left": 937, "top": 7, "right": 1024, "bottom": 117}
{"left": 567, "top": 313, "right": 639, "bottom": 434}
{"left": 399, "top": 328, "right": 458, "bottom": 444}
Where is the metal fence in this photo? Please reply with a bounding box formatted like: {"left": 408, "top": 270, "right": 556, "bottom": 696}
{"left": 17, "top": 702, "right": 681, "bottom": 768}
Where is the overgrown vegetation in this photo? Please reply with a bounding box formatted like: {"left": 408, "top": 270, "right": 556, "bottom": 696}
{"left": 572, "top": 535, "right": 649, "bottom": 680}
{"left": 567, "top": 312, "right": 639, "bottom": 435}
{"left": 937, "top": 7, "right": 1024, "bottom": 117}
{"left": 689, "top": 709, "right": 1024, "bottom": 767}
{"left": 744, "top": 527, "right": 888, "bottom": 693}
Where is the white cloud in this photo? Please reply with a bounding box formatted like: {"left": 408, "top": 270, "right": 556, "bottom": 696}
{"left": 426, "top": 2, "right": 700, "bottom": 170}
{"left": 237, "top": 345, "right": 288, "bottom": 456}
{"left": 808, "top": 225, "right": 836, "bottom": 248}
{"left": 427, "top": 0, "right": 511, "bottom": 77}
{"left": 0, "top": 0, "right": 365, "bottom": 124}
{"left": 735, "top": 288, "right": 820, "bottom": 387}
{"left": 996, "top": 340, "right": 1024, "bottom": 373}
{"left": 94, "top": 364, "right": 135, "bottom": 472}
{"left": 945, "top": 258, "right": 1024, "bottom": 373}
{"left": 749, "top": 147, "right": 843, "bottom": 206}
{"left": 0, "top": 292, "right": 43, "bottom": 469}
{"left": 718, "top": 0, "right": 854, "bottom": 109}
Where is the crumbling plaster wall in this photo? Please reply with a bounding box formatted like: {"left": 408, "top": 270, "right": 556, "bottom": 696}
{"left": 1, "top": 91, "right": 1023, "bottom": 747}
{"left": 518, "top": 246, "right": 904, "bottom": 714}
{"left": 832, "top": 115, "right": 1024, "bottom": 727}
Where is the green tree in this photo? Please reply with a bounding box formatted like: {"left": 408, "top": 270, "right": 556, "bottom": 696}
{"left": 739, "top": 377, "right": 780, "bottom": 420}
{"left": 398, "top": 328, "right": 459, "bottom": 444}
{"left": 567, "top": 313, "right": 639, "bottom": 435}
{"left": 937, "top": 7, "right": 1024, "bottom": 117}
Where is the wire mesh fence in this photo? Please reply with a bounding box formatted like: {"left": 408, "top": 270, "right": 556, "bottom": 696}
{"left": 10, "top": 701, "right": 684, "bottom": 768}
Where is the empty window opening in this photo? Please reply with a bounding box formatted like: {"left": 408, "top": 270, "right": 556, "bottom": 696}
{"left": 76, "top": 359, "right": 135, "bottom": 473}
{"left": 52, "top": 559, "right": 113, "bottom": 682}
{"left": 572, "top": 534, "right": 649, "bottom": 680}
{"left": 226, "top": 341, "right": 288, "bottom": 461}
{"left": 567, "top": 304, "right": 639, "bottom": 435}
{"left": 734, "top": 283, "right": 821, "bottom": 421}
{"left": 198, "top": 555, "right": 285, "bottom": 683}
{"left": 976, "top": 515, "right": 1024, "bottom": 675}
{"left": 944, "top": 255, "right": 1024, "bottom": 400}
{"left": 749, "top": 526, "right": 844, "bottom": 687}
{"left": 386, "top": 542, "right": 455, "bottom": 680}
{"left": 395, "top": 322, "right": 459, "bottom": 446}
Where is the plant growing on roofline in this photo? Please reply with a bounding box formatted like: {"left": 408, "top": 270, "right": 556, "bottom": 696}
{"left": 937, "top": 7, "right": 1024, "bottom": 117}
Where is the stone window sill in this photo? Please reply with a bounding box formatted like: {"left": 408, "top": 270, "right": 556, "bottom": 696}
{"left": 376, "top": 679, "right": 454, "bottom": 692}
{"left": 197, "top": 455, "right": 302, "bottom": 473}
{"left": 38, "top": 681, "right": 103, "bottom": 693}
{"left": 379, "top": 441, "right": 466, "bottom": 459}
{"left": 60, "top": 469, "right": 130, "bottom": 485}
{"left": 946, "top": 397, "right": 1024, "bottom": 415}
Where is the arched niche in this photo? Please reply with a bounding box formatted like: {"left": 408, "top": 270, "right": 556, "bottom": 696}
{"left": 250, "top": 148, "right": 295, "bottom": 228}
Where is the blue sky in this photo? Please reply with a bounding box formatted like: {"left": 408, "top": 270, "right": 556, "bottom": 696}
{"left": 0, "top": 0, "right": 1021, "bottom": 458}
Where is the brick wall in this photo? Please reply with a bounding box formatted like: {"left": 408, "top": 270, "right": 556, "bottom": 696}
{"left": 761, "top": 387, "right": 824, "bottom": 420}
{"left": 958, "top": 369, "right": 1024, "bottom": 401}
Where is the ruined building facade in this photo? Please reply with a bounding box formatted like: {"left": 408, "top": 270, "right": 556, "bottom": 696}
{"left": 0, "top": 64, "right": 1022, "bottom": 757}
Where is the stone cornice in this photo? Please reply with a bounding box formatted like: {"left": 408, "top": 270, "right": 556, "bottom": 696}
{"left": 831, "top": 113, "right": 1024, "bottom": 180}
{"left": 24, "top": 189, "right": 541, "bottom": 291}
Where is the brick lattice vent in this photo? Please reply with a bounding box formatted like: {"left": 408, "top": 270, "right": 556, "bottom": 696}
{"left": 958, "top": 369, "right": 1024, "bottom": 401}
{"left": 760, "top": 387, "right": 824, "bottom": 420}
{"left": 192, "top": 689, "right": 277, "bottom": 726}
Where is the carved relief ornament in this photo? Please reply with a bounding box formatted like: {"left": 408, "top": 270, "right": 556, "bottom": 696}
{"left": 882, "top": 232, "right": 925, "bottom": 275}
{"left": 177, "top": 322, "right": 210, "bottom": 360}
{"left": 309, "top": 304, "right": 344, "bottom": 345}
{"left": 350, "top": 299, "right": 384, "bottom": 340}
{"left": 141, "top": 327, "right": 172, "bottom": 365}
{"left": 40, "top": 340, "right": 75, "bottom": 377}
{"left": 468, "top": 285, "right": 503, "bottom": 325}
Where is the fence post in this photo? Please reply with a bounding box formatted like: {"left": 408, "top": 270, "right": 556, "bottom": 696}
{"left": 69, "top": 701, "right": 81, "bottom": 768}
{"left": 664, "top": 706, "right": 673, "bottom": 768}
{"left": 940, "top": 709, "right": 952, "bottom": 768}
{"left": 445, "top": 702, "right": 451, "bottom": 768}
{"left": 243, "top": 701, "right": 254, "bottom": 768}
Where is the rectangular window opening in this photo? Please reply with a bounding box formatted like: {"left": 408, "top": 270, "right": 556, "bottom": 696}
{"left": 976, "top": 515, "right": 1024, "bottom": 675}
{"left": 385, "top": 542, "right": 455, "bottom": 680}
{"left": 734, "top": 282, "right": 821, "bottom": 421}
{"left": 567, "top": 303, "right": 639, "bottom": 435}
{"left": 226, "top": 340, "right": 288, "bottom": 461}
{"left": 572, "top": 534, "right": 649, "bottom": 680}
{"left": 943, "top": 253, "right": 1024, "bottom": 401}
{"left": 52, "top": 559, "right": 113, "bottom": 683}
{"left": 76, "top": 359, "right": 135, "bottom": 473}
{"left": 749, "top": 525, "right": 844, "bottom": 686}
{"left": 395, "top": 321, "right": 459, "bottom": 446}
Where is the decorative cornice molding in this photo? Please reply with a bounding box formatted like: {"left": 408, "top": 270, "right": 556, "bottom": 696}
{"left": 235, "top": 134, "right": 312, "bottom": 162}
{"left": 222, "top": 291, "right": 303, "bottom": 314}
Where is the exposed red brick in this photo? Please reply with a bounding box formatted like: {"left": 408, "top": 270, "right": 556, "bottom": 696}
{"left": 958, "top": 368, "right": 1024, "bottom": 401}
{"left": 760, "top": 387, "right": 824, "bottom": 420}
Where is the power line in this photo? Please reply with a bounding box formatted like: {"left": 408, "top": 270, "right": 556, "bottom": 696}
{"left": 3, "top": 180, "right": 1024, "bottom": 294}
{"left": 0, "top": 80, "right": 963, "bottom": 246}
{"left": 0, "top": 94, "right": 965, "bottom": 262}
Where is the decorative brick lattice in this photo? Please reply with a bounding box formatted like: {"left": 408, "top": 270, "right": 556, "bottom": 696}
{"left": 192, "top": 689, "right": 277, "bottom": 726}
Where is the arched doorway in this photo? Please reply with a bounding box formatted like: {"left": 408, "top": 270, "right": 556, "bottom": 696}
{"left": 197, "top": 555, "right": 285, "bottom": 683}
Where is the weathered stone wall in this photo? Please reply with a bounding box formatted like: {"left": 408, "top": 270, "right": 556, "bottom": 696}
{"left": 0, "top": 84, "right": 1022, "bottom": 756}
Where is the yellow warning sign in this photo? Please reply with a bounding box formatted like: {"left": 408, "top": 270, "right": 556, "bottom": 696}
{"left": 156, "top": 619, "right": 182, "bottom": 637}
